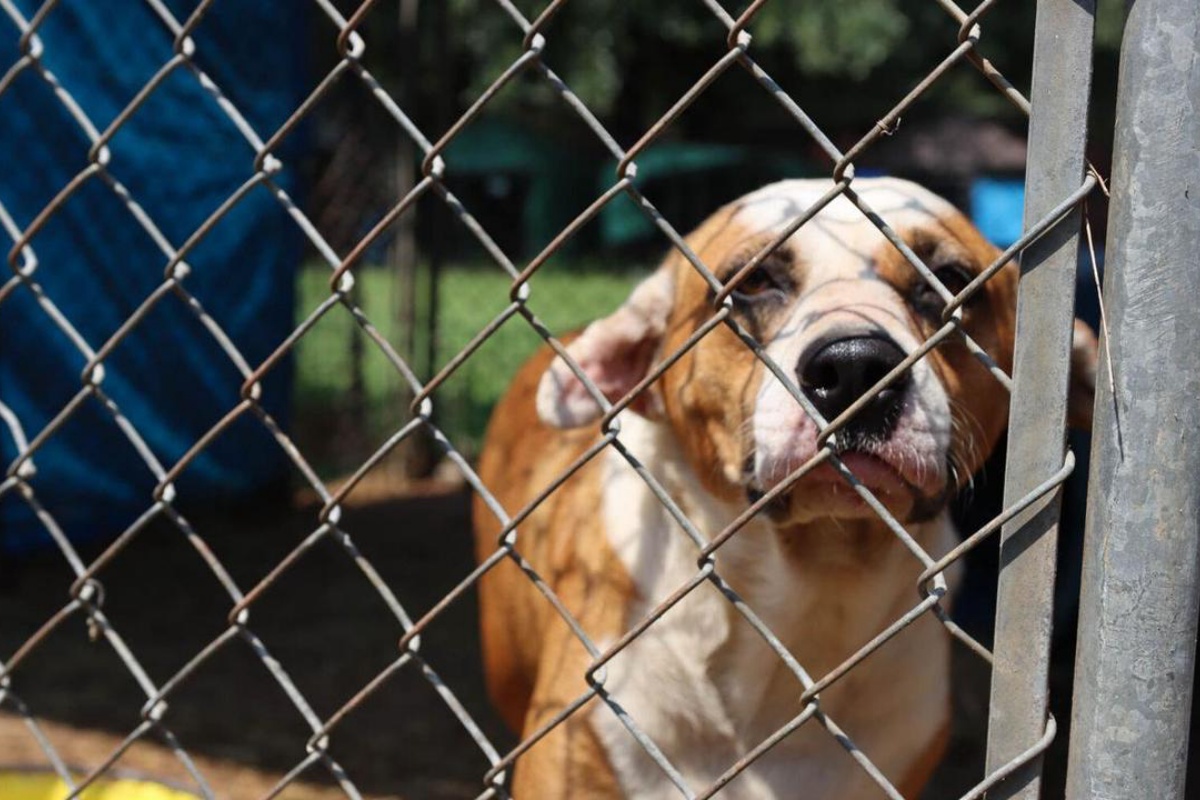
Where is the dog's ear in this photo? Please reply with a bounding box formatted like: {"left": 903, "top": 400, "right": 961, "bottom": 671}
{"left": 537, "top": 268, "right": 673, "bottom": 429}
{"left": 1068, "top": 318, "right": 1099, "bottom": 430}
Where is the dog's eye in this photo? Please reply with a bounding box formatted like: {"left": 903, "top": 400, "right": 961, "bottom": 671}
{"left": 729, "top": 266, "right": 783, "bottom": 301}
{"left": 934, "top": 265, "right": 973, "bottom": 296}
{"left": 911, "top": 264, "right": 975, "bottom": 317}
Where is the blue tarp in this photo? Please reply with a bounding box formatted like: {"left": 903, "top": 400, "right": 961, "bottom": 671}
{"left": 0, "top": 1, "right": 308, "bottom": 553}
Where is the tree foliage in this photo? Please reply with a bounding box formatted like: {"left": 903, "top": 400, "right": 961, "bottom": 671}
{"left": 358, "top": 0, "right": 1126, "bottom": 159}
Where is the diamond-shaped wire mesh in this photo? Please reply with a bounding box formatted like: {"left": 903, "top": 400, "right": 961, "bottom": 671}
{"left": 0, "top": 0, "right": 1101, "bottom": 797}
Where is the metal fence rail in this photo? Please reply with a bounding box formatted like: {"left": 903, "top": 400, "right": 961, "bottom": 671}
{"left": 1, "top": 0, "right": 1189, "bottom": 798}
{"left": 985, "top": 2, "right": 1093, "bottom": 798}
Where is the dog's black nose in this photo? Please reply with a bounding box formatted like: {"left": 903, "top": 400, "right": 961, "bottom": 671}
{"left": 798, "top": 336, "right": 910, "bottom": 440}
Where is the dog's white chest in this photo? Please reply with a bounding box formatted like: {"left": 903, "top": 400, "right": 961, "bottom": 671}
{"left": 590, "top": 417, "right": 953, "bottom": 799}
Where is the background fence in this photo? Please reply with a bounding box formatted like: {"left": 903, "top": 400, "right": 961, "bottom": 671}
{"left": 1, "top": 0, "right": 1196, "bottom": 799}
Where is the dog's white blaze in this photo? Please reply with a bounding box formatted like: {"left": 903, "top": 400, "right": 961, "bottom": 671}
{"left": 593, "top": 413, "right": 958, "bottom": 799}
{"left": 731, "top": 177, "right": 959, "bottom": 232}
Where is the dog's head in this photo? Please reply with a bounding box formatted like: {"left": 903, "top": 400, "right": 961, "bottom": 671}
{"left": 537, "top": 178, "right": 1096, "bottom": 525}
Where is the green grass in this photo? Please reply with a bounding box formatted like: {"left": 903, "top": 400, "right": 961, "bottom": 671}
{"left": 294, "top": 261, "right": 643, "bottom": 469}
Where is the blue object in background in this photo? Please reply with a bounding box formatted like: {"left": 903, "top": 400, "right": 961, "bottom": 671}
{"left": 970, "top": 176, "right": 1025, "bottom": 248}
{"left": 0, "top": 1, "right": 309, "bottom": 554}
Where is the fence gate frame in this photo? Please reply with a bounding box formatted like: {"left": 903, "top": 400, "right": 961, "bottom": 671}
{"left": 1064, "top": 0, "right": 1200, "bottom": 797}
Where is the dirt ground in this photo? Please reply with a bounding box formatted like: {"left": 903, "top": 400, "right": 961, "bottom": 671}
{"left": 0, "top": 480, "right": 514, "bottom": 799}
{"left": 0, "top": 477, "right": 1067, "bottom": 800}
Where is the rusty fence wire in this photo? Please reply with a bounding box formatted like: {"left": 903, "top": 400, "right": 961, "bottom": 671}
{"left": 0, "top": 0, "right": 1116, "bottom": 798}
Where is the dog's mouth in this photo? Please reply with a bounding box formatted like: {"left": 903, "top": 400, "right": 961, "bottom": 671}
{"left": 744, "top": 446, "right": 950, "bottom": 523}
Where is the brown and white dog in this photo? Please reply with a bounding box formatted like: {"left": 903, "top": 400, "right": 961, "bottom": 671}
{"left": 473, "top": 178, "right": 1095, "bottom": 799}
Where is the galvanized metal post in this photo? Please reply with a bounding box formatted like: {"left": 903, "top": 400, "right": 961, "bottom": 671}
{"left": 984, "top": 0, "right": 1095, "bottom": 796}
{"left": 1064, "top": 0, "right": 1200, "bottom": 797}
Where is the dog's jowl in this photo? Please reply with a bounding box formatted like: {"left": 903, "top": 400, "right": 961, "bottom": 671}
{"left": 473, "top": 178, "right": 1096, "bottom": 799}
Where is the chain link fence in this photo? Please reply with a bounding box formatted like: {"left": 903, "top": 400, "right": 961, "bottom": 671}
{"left": 1, "top": 0, "right": 1194, "bottom": 798}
